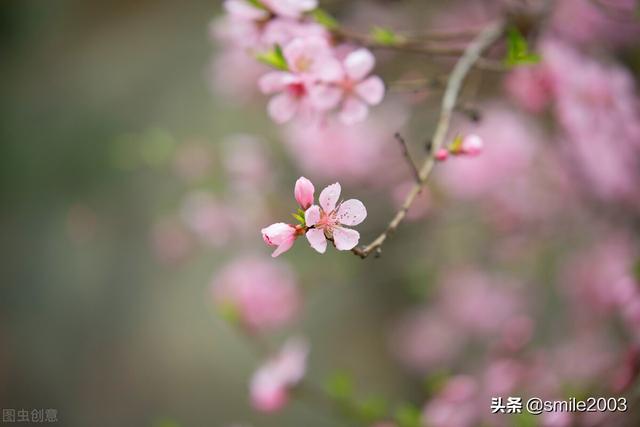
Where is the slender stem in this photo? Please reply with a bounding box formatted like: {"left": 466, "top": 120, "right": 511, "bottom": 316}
{"left": 352, "top": 21, "right": 506, "bottom": 259}
{"left": 333, "top": 27, "right": 507, "bottom": 72}
{"left": 395, "top": 132, "right": 420, "bottom": 182}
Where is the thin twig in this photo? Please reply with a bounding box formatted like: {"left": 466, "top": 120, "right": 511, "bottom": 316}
{"left": 395, "top": 132, "right": 420, "bottom": 182}
{"left": 334, "top": 27, "right": 507, "bottom": 72}
{"left": 351, "top": 21, "right": 506, "bottom": 259}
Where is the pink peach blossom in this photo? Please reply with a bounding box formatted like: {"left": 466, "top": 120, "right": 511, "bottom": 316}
{"left": 294, "top": 176, "right": 314, "bottom": 209}
{"left": 304, "top": 183, "right": 367, "bottom": 253}
{"left": 224, "top": 0, "right": 270, "bottom": 22}
{"left": 211, "top": 257, "right": 300, "bottom": 332}
{"left": 261, "top": 223, "right": 298, "bottom": 257}
{"left": 250, "top": 337, "right": 309, "bottom": 412}
{"left": 224, "top": 0, "right": 317, "bottom": 21}
{"left": 259, "top": 37, "right": 342, "bottom": 123}
{"left": 310, "top": 48, "right": 385, "bottom": 124}
{"left": 262, "top": 0, "right": 318, "bottom": 19}
{"left": 261, "top": 18, "right": 329, "bottom": 49}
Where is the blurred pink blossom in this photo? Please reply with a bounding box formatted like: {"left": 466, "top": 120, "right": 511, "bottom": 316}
{"left": 211, "top": 257, "right": 300, "bottom": 332}
{"left": 172, "top": 140, "right": 214, "bottom": 183}
{"left": 422, "top": 376, "right": 479, "bottom": 427}
{"left": 151, "top": 217, "right": 193, "bottom": 265}
{"left": 250, "top": 337, "right": 309, "bottom": 412}
{"left": 305, "top": 182, "right": 367, "bottom": 253}
{"left": 439, "top": 269, "right": 525, "bottom": 337}
{"left": 542, "top": 39, "right": 640, "bottom": 209}
{"left": 222, "top": 134, "right": 273, "bottom": 191}
{"left": 550, "top": 0, "right": 640, "bottom": 47}
{"left": 180, "top": 191, "right": 234, "bottom": 248}
{"left": 390, "top": 309, "right": 463, "bottom": 372}
{"left": 209, "top": 49, "right": 267, "bottom": 103}
{"left": 283, "top": 108, "right": 408, "bottom": 185}
{"left": 561, "top": 235, "right": 637, "bottom": 316}
{"left": 504, "top": 65, "right": 554, "bottom": 113}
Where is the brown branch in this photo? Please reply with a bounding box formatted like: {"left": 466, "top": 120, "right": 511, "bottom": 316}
{"left": 352, "top": 21, "right": 506, "bottom": 259}
{"left": 333, "top": 27, "right": 507, "bottom": 72}
{"left": 395, "top": 132, "right": 420, "bottom": 182}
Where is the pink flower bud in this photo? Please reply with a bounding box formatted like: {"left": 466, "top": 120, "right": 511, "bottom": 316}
{"left": 294, "top": 176, "right": 315, "bottom": 210}
{"left": 435, "top": 148, "right": 449, "bottom": 161}
{"left": 461, "top": 134, "right": 483, "bottom": 156}
{"left": 261, "top": 223, "right": 297, "bottom": 257}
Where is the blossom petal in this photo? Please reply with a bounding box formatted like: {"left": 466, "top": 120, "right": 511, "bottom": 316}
{"left": 308, "top": 84, "right": 343, "bottom": 111}
{"left": 306, "top": 228, "right": 327, "bottom": 253}
{"left": 271, "top": 235, "right": 295, "bottom": 257}
{"left": 265, "top": 0, "right": 318, "bottom": 18}
{"left": 304, "top": 205, "right": 321, "bottom": 226}
{"left": 355, "top": 76, "right": 385, "bottom": 105}
{"left": 259, "top": 72, "right": 295, "bottom": 94}
{"left": 333, "top": 227, "right": 360, "bottom": 251}
{"left": 340, "top": 97, "right": 369, "bottom": 125}
{"left": 315, "top": 57, "right": 343, "bottom": 82}
{"left": 344, "top": 48, "right": 375, "bottom": 80}
{"left": 224, "top": 0, "right": 270, "bottom": 20}
{"left": 335, "top": 199, "right": 367, "bottom": 226}
{"left": 319, "top": 183, "right": 341, "bottom": 213}
{"left": 294, "top": 176, "right": 315, "bottom": 209}
{"left": 268, "top": 93, "right": 298, "bottom": 123}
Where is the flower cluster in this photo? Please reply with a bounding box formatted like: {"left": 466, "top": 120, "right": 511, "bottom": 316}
{"left": 261, "top": 177, "right": 367, "bottom": 257}
{"left": 216, "top": 0, "right": 385, "bottom": 125}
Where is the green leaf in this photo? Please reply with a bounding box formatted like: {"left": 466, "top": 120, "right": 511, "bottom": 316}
{"left": 247, "top": 0, "right": 268, "bottom": 10}
{"left": 219, "top": 302, "right": 241, "bottom": 325}
{"left": 152, "top": 418, "right": 181, "bottom": 427}
{"left": 633, "top": 258, "right": 640, "bottom": 282}
{"left": 394, "top": 403, "right": 422, "bottom": 427}
{"left": 324, "top": 372, "right": 354, "bottom": 401}
{"left": 292, "top": 213, "right": 305, "bottom": 226}
{"left": 356, "top": 396, "right": 388, "bottom": 423}
{"left": 511, "top": 411, "right": 539, "bottom": 427}
{"left": 449, "top": 134, "right": 464, "bottom": 155}
{"left": 504, "top": 26, "right": 541, "bottom": 67}
{"left": 311, "top": 8, "right": 339, "bottom": 30}
{"left": 371, "top": 26, "right": 406, "bottom": 46}
{"left": 256, "top": 44, "right": 288, "bottom": 70}
{"left": 423, "top": 370, "right": 449, "bottom": 396}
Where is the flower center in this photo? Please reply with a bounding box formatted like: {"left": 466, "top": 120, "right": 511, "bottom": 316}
{"left": 287, "top": 82, "right": 306, "bottom": 99}
{"left": 294, "top": 56, "right": 313, "bottom": 73}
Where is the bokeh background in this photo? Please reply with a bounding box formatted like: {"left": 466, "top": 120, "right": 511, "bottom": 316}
{"left": 1, "top": 1, "right": 640, "bottom": 426}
